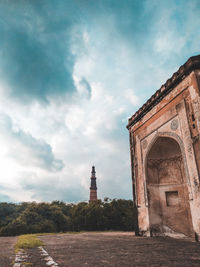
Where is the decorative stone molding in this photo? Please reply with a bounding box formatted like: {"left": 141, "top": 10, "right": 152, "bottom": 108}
{"left": 127, "top": 55, "right": 200, "bottom": 129}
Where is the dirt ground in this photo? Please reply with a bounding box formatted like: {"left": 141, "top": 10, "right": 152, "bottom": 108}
{"left": 0, "top": 236, "right": 17, "bottom": 267}
{"left": 39, "top": 232, "right": 200, "bottom": 267}
{"left": 1, "top": 232, "right": 200, "bottom": 266}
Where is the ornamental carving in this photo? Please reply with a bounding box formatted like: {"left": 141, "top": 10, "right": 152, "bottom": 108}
{"left": 142, "top": 139, "right": 148, "bottom": 149}
{"left": 171, "top": 119, "right": 178, "bottom": 131}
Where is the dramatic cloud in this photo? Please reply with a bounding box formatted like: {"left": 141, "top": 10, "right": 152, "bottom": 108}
{"left": 0, "top": 0, "right": 199, "bottom": 202}
{"left": 0, "top": 1, "right": 77, "bottom": 103}
{"left": 0, "top": 113, "right": 64, "bottom": 172}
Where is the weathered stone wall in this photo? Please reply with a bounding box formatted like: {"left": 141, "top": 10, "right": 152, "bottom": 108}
{"left": 127, "top": 55, "right": 200, "bottom": 240}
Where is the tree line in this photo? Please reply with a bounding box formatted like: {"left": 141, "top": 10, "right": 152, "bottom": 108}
{"left": 0, "top": 198, "right": 138, "bottom": 236}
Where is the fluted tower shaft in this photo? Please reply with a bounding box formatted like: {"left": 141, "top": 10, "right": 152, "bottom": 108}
{"left": 89, "top": 166, "right": 97, "bottom": 202}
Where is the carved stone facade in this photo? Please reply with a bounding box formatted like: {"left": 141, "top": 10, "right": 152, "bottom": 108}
{"left": 127, "top": 55, "right": 200, "bottom": 240}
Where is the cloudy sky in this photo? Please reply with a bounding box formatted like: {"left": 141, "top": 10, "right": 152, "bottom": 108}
{"left": 0, "top": 0, "right": 199, "bottom": 203}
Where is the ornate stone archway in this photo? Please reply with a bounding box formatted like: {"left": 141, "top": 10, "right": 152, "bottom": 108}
{"left": 146, "top": 136, "right": 193, "bottom": 236}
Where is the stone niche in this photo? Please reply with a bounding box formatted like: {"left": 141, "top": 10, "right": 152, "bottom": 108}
{"left": 147, "top": 137, "right": 193, "bottom": 237}
{"left": 127, "top": 55, "right": 200, "bottom": 240}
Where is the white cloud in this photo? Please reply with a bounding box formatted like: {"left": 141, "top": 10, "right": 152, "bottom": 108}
{"left": 154, "top": 33, "right": 185, "bottom": 55}
{"left": 125, "top": 89, "right": 140, "bottom": 106}
{"left": 0, "top": 74, "right": 133, "bottom": 202}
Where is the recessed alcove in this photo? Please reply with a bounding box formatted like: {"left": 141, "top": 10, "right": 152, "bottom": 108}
{"left": 146, "top": 137, "right": 193, "bottom": 236}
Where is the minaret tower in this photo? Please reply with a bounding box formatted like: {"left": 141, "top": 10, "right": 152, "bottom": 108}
{"left": 89, "top": 166, "right": 97, "bottom": 202}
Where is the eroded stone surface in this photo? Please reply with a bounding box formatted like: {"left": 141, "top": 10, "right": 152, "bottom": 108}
{"left": 1, "top": 233, "right": 200, "bottom": 266}
{"left": 12, "top": 246, "right": 59, "bottom": 267}
{"left": 39, "top": 246, "right": 59, "bottom": 266}
{"left": 39, "top": 232, "right": 200, "bottom": 266}
{"left": 13, "top": 249, "right": 30, "bottom": 267}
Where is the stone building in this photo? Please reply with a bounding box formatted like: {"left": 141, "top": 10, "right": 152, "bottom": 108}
{"left": 89, "top": 166, "right": 97, "bottom": 202}
{"left": 127, "top": 55, "right": 200, "bottom": 240}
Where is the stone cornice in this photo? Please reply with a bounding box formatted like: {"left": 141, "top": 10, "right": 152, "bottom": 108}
{"left": 127, "top": 55, "right": 200, "bottom": 130}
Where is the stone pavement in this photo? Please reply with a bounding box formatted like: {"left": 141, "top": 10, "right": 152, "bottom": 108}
{"left": 1, "top": 232, "right": 200, "bottom": 266}
{"left": 13, "top": 247, "right": 59, "bottom": 267}
{"left": 39, "top": 232, "right": 200, "bottom": 266}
